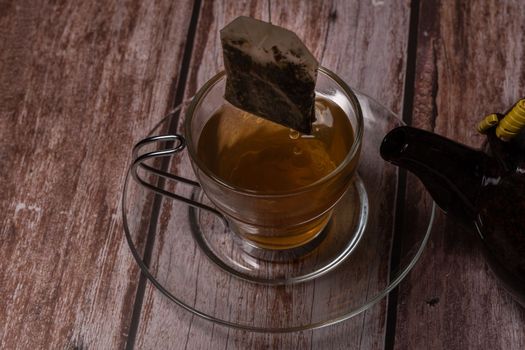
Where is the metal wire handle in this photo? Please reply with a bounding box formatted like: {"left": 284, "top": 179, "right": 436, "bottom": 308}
{"left": 131, "top": 134, "right": 227, "bottom": 223}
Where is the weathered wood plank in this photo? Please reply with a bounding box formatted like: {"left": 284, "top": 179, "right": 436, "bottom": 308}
{"left": 0, "top": 1, "right": 194, "bottom": 348}
{"left": 394, "top": 1, "right": 525, "bottom": 349}
{"left": 132, "top": 1, "right": 411, "bottom": 349}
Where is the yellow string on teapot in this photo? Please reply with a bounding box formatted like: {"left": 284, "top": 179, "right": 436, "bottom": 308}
{"left": 477, "top": 99, "right": 525, "bottom": 141}
{"left": 477, "top": 114, "right": 499, "bottom": 133}
{"left": 496, "top": 99, "right": 525, "bottom": 141}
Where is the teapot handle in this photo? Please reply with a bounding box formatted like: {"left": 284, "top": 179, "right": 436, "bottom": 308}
{"left": 131, "top": 134, "right": 228, "bottom": 226}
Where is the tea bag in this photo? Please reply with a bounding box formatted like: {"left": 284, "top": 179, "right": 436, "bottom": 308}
{"left": 220, "top": 16, "right": 319, "bottom": 134}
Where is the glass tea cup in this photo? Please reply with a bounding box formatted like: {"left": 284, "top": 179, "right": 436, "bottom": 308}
{"left": 132, "top": 67, "right": 363, "bottom": 258}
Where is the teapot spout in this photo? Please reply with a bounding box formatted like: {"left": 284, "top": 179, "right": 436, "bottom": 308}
{"left": 380, "top": 126, "right": 492, "bottom": 223}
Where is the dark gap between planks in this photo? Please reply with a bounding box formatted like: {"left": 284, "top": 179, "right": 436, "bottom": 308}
{"left": 384, "top": 0, "right": 421, "bottom": 349}
{"left": 125, "top": 1, "right": 203, "bottom": 349}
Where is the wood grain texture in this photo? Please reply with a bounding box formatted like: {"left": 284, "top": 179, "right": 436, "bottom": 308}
{"left": 131, "top": 1, "right": 411, "bottom": 349}
{"left": 0, "top": 1, "right": 194, "bottom": 348}
{"left": 394, "top": 1, "right": 525, "bottom": 349}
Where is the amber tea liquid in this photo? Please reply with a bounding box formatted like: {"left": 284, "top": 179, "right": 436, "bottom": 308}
{"left": 197, "top": 97, "right": 355, "bottom": 249}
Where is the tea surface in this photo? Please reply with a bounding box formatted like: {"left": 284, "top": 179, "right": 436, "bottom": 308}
{"left": 197, "top": 97, "right": 354, "bottom": 192}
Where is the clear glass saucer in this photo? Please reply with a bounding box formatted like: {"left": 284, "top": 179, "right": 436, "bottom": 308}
{"left": 122, "top": 91, "right": 436, "bottom": 332}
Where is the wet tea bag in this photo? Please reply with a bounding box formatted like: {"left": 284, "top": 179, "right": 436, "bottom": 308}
{"left": 220, "top": 16, "right": 319, "bottom": 134}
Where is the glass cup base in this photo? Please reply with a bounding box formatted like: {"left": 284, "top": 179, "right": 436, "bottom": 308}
{"left": 230, "top": 212, "right": 332, "bottom": 262}
{"left": 189, "top": 176, "right": 369, "bottom": 284}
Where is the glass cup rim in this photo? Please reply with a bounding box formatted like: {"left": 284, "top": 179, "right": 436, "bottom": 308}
{"left": 184, "top": 66, "right": 364, "bottom": 198}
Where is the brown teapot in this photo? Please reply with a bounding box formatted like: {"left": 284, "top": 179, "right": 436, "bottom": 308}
{"left": 380, "top": 101, "right": 525, "bottom": 307}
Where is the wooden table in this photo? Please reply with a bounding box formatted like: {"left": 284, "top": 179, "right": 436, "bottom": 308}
{"left": 2, "top": 1, "right": 525, "bottom": 349}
